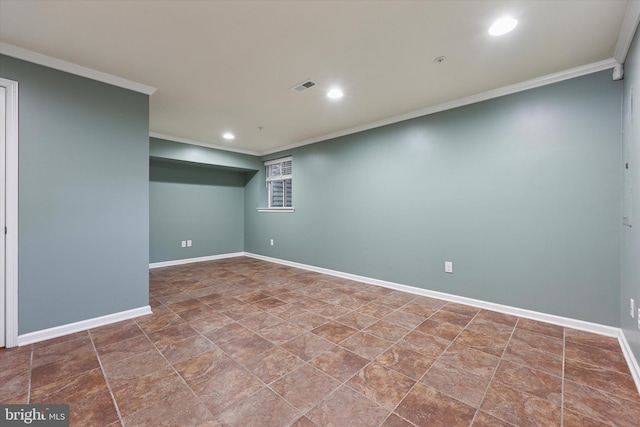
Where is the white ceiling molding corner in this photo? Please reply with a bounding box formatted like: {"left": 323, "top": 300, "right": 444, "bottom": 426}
{"left": 0, "top": 42, "right": 157, "bottom": 95}
{"left": 614, "top": 0, "right": 640, "bottom": 64}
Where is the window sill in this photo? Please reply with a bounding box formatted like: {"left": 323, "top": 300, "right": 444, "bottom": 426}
{"left": 257, "top": 207, "right": 295, "bottom": 213}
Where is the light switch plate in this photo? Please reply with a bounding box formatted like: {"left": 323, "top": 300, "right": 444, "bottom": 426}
{"left": 445, "top": 261, "right": 453, "bottom": 274}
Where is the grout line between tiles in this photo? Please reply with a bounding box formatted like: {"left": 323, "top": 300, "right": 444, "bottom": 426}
{"left": 26, "top": 344, "right": 34, "bottom": 403}
{"left": 88, "top": 330, "right": 124, "bottom": 427}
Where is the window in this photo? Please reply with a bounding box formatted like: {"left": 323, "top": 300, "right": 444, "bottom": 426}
{"left": 265, "top": 156, "right": 293, "bottom": 208}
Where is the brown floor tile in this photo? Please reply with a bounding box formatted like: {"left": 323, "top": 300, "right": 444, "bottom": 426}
{"left": 397, "top": 330, "right": 450, "bottom": 358}
{"left": 309, "top": 346, "right": 370, "bottom": 382}
{"left": 102, "top": 349, "right": 168, "bottom": 388}
{"left": 258, "top": 321, "right": 305, "bottom": 345}
{"left": 288, "top": 311, "right": 330, "bottom": 331}
{"left": 67, "top": 390, "right": 120, "bottom": 427}
{"left": 472, "top": 411, "right": 515, "bottom": 427}
{"left": 0, "top": 370, "right": 30, "bottom": 402}
{"left": 96, "top": 334, "right": 156, "bottom": 365}
{"left": 563, "top": 379, "right": 640, "bottom": 426}
{"left": 218, "top": 333, "right": 275, "bottom": 363}
{"left": 340, "top": 332, "right": 392, "bottom": 360}
{"left": 32, "top": 336, "right": 93, "bottom": 368}
{"left": 511, "top": 327, "right": 563, "bottom": 355}
{"left": 191, "top": 365, "right": 264, "bottom": 415}
{"left": 441, "top": 302, "right": 481, "bottom": 317}
{"left": 244, "top": 346, "right": 304, "bottom": 384}
{"left": 310, "top": 303, "right": 351, "bottom": 318}
{"left": 365, "top": 320, "right": 411, "bottom": 342}
{"left": 375, "top": 344, "right": 435, "bottom": 380}
{"left": 565, "top": 328, "right": 621, "bottom": 352}
{"left": 412, "top": 295, "right": 447, "bottom": 310}
{"left": 281, "top": 332, "right": 336, "bottom": 361}
{"left": 136, "top": 310, "right": 186, "bottom": 334}
{"left": 502, "top": 334, "right": 563, "bottom": 377}
{"left": 481, "top": 381, "right": 561, "bottom": 427}
{"left": 347, "top": 362, "right": 416, "bottom": 409}
{"left": 30, "top": 350, "right": 100, "bottom": 390}
{"left": 1, "top": 393, "right": 28, "bottom": 404}
{"left": 311, "top": 321, "right": 358, "bottom": 344}
{"left": 167, "top": 298, "right": 208, "bottom": 313}
{"left": 188, "top": 312, "right": 234, "bottom": 334}
{"left": 381, "top": 413, "right": 414, "bottom": 427}
{"left": 147, "top": 323, "right": 198, "bottom": 348}
{"left": 0, "top": 346, "right": 32, "bottom": 379}
{"left": 122, "top": 389, "right": 215, "bottom": 426}
{"left": 515, "top": 318, "right": 564, "bottom": 339}
{"left": 454, "top": 328, "right": 510, "bottom": 357}
{"left": 290, "top": 416, "right": 317, "bottom": 427}
{"left": 33, "top": 331, "right": 89, "bottom": 350}
{"left": 112, "top": 366, "right": 191, "bottom": 417}
{"left": 268, "top": 304, "right": 308, "bottom": 320}
{"left": 475, "top": 310, "right": 518, "bottom": 327}
{"left": 399, "top": 301, "right": 437, "bottom": 318}
{"left": 562, "top": 409, "right": 610, "bottom": 427}
{"left": 335, "top": 311, "right": 379, "bottom": 330}
{"left": 493, "top": 360, "right": 562, "bottom": 405}
{"left": 172, "top": 348, "right": 231, "bottom": 386}
{"left": 357, "top": 303, "right": 395, "bottom": 319}
{"left": 396, "top": 382, "right": 476, "bottom": 427}
{"left": 271, "top": 364, "right": 341, "bottom": 412}
{"left": 159, "top": 334, "right": 217, "bottom": 364}
{"left": 30, "top": 367, "right": 108, "bottom": 404}
{"left": 383, "top": 310, "right": 425, "bottom": 329}
{"left": 203, "top": 322, "right": 255, "bottom": 346}
{"left": 415, "top": 318, "right": 464, "bottom": 341}
{"left": 429, "top": 309, "right": 474, "bottom": 328}
{"left": 90, "top": 320, "right": 145, "bottom": 348}
{"left": 565, "top": 357, "right": 640, "bottom": 402}
{"left": 306, "top": 385, "right": 390, "bottom": 426}
{"left": 237, "top": 311, "right": 282, "bottom": 331}
{"left": 565, "top": 340, "right": 630, "bottom": 374}
{"left": 421, "top": 342, "right": 498, "bottom": 407}
{"left": 178, "top": 304, "right": 217, "bottom": 322}
{"left": 216, "top": 387, "right": 300, "bottom": 427}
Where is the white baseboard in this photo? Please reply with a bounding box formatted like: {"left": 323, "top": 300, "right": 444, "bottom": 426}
{"left": 149, "top": 252, "right": 245, "bottom": 269}
{"left": 619, "top": 330, "right": 640, "bottom": 395}
{"left": 244, "top": 252, "right": 620, "bottom": 338}
{"left": 17, "top": 306, "right": 152, "bottom": 346}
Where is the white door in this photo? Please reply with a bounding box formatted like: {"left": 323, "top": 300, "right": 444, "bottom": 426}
{"left": 0, "top": 85, "right": 6, "bottom": 348}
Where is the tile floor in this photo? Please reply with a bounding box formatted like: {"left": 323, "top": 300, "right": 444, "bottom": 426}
{"left": 1, "top": 256, "right": 640, "bottom": 426}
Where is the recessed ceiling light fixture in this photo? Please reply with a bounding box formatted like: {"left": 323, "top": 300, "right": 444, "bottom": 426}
{"left": 222, "top": 132, "right": 235, "bottom": 140}
{"left": 489, "top": 16, "right": 518, "bottom": 36}
{"left": 327, "top": 88, "right": 344, "bottom": 99}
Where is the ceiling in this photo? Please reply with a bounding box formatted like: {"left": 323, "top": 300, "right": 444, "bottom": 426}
{"left": 0, "top": 0, "right": 633, "bottom": 155}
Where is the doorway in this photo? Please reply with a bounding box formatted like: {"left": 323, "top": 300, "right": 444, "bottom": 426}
{"left": 1, "top": 77, "right": 18, "bottom": 348}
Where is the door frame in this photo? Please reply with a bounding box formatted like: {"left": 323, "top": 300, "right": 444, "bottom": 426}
{"left": 1, "top": 77, "right": 19, "bottom": 348}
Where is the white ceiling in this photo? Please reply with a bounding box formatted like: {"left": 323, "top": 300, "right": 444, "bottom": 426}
{"left": 0, "top": 0, "right": 633, "bottom": 154}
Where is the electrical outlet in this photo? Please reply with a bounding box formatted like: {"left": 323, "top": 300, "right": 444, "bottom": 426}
{"left": 187, "top": 240, "right": 192, "bottom": 247}
{"left": 270, "top": 239, "right": 274, "bottom": 246}
{"left": 632, "top": 298, "right": 636, "bottom": 318}
{"left": 445, "top": 261, "right": 453, "bottom": 274}
{"left": 181, "top": 240, "right": 186, "bottom": 248}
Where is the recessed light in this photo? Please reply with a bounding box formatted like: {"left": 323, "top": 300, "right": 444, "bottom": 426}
{"left": 222, "top": 132, "right": 235, "bottom": 140}
{"left": 327, "top": 88, "right": 344, "bottom": 99}
{"left": 489, "top": 16, "right": 518, "bottom": 36}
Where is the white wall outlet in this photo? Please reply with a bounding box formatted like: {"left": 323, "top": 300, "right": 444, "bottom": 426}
{"left": 445, "top": 261, "right": 453, "bottom": 274}
{"left": 187, "top": 240, "right": 192, "bottom": 247}
{"left": 632, "top": 298, "right": 636, "bottom": 318}
{"left": 181, "top": 240, "right": 186, "bottom": 248}
{"left": 270, "top": 239, "right": 274, "bottom": 246}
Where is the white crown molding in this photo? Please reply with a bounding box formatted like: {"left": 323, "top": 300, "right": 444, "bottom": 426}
{"left": 259, "top": 58, "right": 619, "bottom": 156}
{"left": 0, "top": 42, "right": 156, "bottom": 95}
{"left": 149, "top": 252, "right": 245, "bottom": 269}
{"left": 614, "top": 0, "right": 640, "bottom": 63}
{"left": 17, "top": 306, "right": 151, "bottom": 346}
{"left": 149, "top": 132, "right": 259, "bottom": 156}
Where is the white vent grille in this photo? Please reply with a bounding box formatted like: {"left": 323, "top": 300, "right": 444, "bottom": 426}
{"left": 291, "top": 79, "right": 316, "bottom": 93}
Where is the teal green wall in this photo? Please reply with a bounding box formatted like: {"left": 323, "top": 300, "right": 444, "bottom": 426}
{"left": 245, "top": 70, "right": 622, "bottom": 326}
{"left": 0, "top": 55, "right": 150, "bottom": 334}
{"left": 621, "top": 28, "right": 640, "bottom": 364}
{"left": 149, "top": 158, "right": 247, "bottom": 263}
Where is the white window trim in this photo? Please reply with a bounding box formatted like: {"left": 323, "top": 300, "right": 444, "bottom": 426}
{"left": 260, "top": 156, "right": 295, "bottom": 212}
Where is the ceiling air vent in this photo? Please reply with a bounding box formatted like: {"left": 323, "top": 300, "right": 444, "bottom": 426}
{"left": 291, "top": 79, "right": 316, "bottom": 93}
